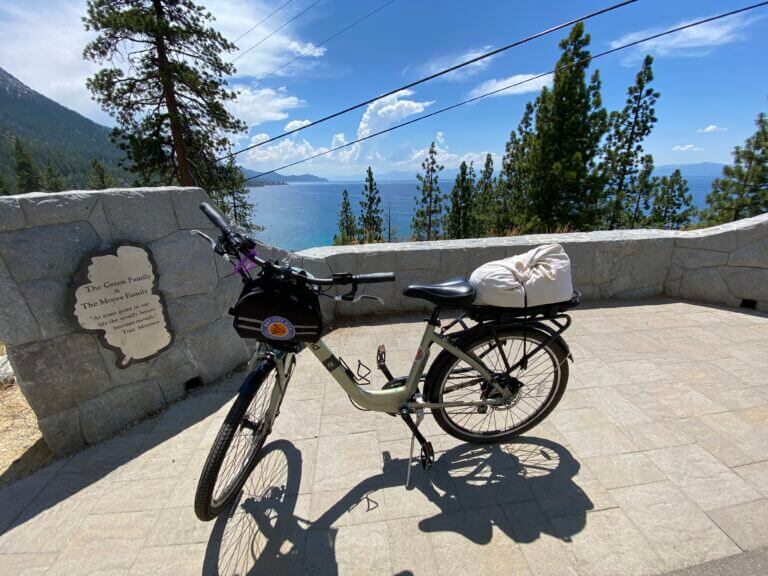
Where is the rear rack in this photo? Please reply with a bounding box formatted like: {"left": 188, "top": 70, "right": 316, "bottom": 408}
{"left": 468, "top": 290, "right": 581, "bottom": 322}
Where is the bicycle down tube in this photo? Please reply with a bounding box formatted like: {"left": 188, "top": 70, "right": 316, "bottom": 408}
{"left": 306, "top": 320, "right": 501, "bottom": 414}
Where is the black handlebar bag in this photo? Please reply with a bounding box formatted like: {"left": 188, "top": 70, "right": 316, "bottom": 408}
{"left": 230, "top": 274, "right": 323, "bottom": 344}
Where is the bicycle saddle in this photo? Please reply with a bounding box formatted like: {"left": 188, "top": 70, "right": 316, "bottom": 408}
{"left": 403, "top": 277, "right": 476, "bottom": 308}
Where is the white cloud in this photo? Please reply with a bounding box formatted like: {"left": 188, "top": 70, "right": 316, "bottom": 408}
{"left": 206, "top": 0, "right": 326, "bottom": 79}
{"left": 611, "top": 13, "right": 760, "bottom": 65}
{"left": 697, "top": 124, "right": 727, "bottom": 133}
{"left": 228, "top": 85, "right": 303, "bottom": 127}
{"left": 243, "top": 90, "right": 437, "bottom": 174}
{"left": 414, "top": 46, "right": 496, "bottom": 81}
{"left": 672, "top": 144, "right": 703, "bottom": 152}
{"left": 357, "top": 89, "right": 434, "bottom": 138}
{"left": 284, "top": 119, "right": 312, "bottom": 132}
{"left": 468, "top": 74, "right": 552, "bottom": 99}
{"left": 394, "top": 132, "right": 496, "bottom": 171}
{"left": 0, "top": 1, "right": 108, "bottom": 123}
{"left": 287, "top": 41, "right": 326, "bottom": 58}
{"left": 250, "top": 133, "right": 271, "bottom": 145}
{"left": 0, "top": 0, "right": 319, "bottom": 126}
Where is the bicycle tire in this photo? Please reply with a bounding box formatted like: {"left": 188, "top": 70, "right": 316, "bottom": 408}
{"left": 425, "top": 325, "right": 569, "bottom": 444}
{"left": 194, "top": 360, "right": 284, "bottom": 521}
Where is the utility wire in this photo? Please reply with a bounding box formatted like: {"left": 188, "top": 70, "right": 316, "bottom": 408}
{"left": 232, "top": 0, "right": 323, "bottom": 64}
{"left": 243, "top": 1, "right": 768, "bottom": 182}
{"left": 232, "top": 0, "right": 295, "bottom": 45}
{"left": 222, "top": 0, "right": 640, "bottom": 160}
{"left": 255, "top": 0, "right": 396, "bottom": 83}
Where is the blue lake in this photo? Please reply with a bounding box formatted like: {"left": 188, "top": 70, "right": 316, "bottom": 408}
{"left": 248, "top": 181, "right": 418, "bottom": 251}
{"left": 249, "top": 176, "right": 715, "bottom": 251}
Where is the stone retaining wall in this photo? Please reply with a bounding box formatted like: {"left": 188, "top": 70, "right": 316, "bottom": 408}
{"left": 300, "top": 213, "right": 768, "bottom": 316}
{"left": 0, "top": 186, "right": 766, "bottom": 455}
{"left": 0, "top": 187, "right": 330, "bottom": 455}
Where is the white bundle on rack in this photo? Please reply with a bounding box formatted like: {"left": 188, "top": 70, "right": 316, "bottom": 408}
{"left": 469, "top": 243, "right": 573, "bottom": 308}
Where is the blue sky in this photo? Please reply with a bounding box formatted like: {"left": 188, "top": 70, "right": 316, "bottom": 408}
{"left": 0, "top": 0, "right": 766, "bottom": 178}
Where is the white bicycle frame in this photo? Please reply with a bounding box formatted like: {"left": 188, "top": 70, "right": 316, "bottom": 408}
{"left": 258, "top": 317, "right": 520, "bottom": 427}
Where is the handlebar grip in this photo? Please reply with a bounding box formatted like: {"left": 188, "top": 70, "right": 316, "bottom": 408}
{"left": 199, "top": 202, "right": 231, "bottom": 235}
{"left": 354, "top": 272, "right": 396, "bottom": 284}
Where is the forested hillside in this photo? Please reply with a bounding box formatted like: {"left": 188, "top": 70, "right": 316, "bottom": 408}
{"left": 0, "top": 67, "right": 127, "bottom": 191}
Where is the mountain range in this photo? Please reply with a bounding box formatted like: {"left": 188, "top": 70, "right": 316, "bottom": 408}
{"left": 0, "top": 66, "right": 127, "bottom": 188}
{"left": 0, "top": 66, "right": 330, "bottom": 191}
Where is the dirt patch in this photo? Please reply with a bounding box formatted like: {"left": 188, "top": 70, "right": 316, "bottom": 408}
{"left": 0, "top": 378, "right": 54, "bottom": 487}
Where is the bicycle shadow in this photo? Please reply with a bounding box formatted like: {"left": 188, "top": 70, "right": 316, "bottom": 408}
{"left": 203, "top": 436, "right": 591, "bottom": 575}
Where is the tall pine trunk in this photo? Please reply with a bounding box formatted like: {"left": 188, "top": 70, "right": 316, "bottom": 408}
{"left": 152, "top": 0, "right": 193, "bottom": 186}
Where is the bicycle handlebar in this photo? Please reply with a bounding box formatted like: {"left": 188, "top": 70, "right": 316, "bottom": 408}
{"left": 198, "top": 202, "right": 395, "bottom": 287}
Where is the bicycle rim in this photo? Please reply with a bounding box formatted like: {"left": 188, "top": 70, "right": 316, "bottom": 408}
{"left": 211, "top": 369, "right": 280, "bottom": 506}
{"left": 437, "top": 330, "right": 564, "bottom": 438}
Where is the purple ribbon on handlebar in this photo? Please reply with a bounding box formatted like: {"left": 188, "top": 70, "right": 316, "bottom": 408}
{"left": 234, "top": 249, "right": 259, "bottom": 275}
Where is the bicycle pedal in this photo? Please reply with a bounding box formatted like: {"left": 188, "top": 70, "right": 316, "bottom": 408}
{"left": 420, "top": 442, "right": 435, "bottom": 470}
{"left": 376, "top": 344, "right": 394, "bottom": 381}
{"left": 376, "top": 344, "right": 386, "bottom": 366}
{"left": 382, "top": 376, "right": 407, "bottom": 390}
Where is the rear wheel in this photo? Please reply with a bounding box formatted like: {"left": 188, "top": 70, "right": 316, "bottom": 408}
{"left": 426, "top": 326, "right": 568, "bottom": 444}
{"left": 194, "top": 361, "right": 286, "bottom": 521}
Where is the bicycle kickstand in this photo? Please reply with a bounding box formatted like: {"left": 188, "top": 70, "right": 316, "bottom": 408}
{"left": 399, "top": 404, "right": 434, "bottom": 488}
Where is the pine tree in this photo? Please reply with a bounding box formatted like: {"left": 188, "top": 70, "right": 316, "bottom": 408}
{"left": 602, "top": 55, "right": 659, "bottom": 229}
{"left": 412, "top": 142, "right": 444, "bottom": 240}
{"left": 628, "top": 155, "right": 657, "bottom": 228}
{"left": 43, "top": 162, "right": 68, "bottom": 192}
{"left": 385, "top": 199, "right": 397, "bottom": 242}
{"left": 83, "top": 0, "right": 252, "bottom": 226}
{"left": 526, "top": 23, "right": 608, "bottom": 230}
{"left": 0, "top": 174, "right": 9, "bottom": 196}
{"left": 473, "top": 153, "right": 496, "bottom": 236}
{"left": 703, "top": 113, "right": 768, "bottom": 224}
{"left": 334, "top": 189, "right": 357, "bottom": 245}
{"left": 216, "top": 159, "right": 261, "bottom": 232}
{"left": 12, "top": 137, "right": 43, "bottom": 193}
{"left": 497, "top": 103, "right": 536, "bottom": 233}
{"left": 646, "top": 169, "right": 695, "bottom": 229}
{"left": 445, "top": 160, "right": 475, "bottom": 239}
{"left": 88, "top": 158, "right": 115, "bottom": 189}
{"left": 358, "top": 166, "right": 383, "bottom": 243}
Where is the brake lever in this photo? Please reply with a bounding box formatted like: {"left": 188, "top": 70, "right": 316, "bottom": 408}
{"left": 191, "top": 230, "right": 226, "bottom": 257}
{"left": 335, "top": 293, "right": 384, "bottom": 305}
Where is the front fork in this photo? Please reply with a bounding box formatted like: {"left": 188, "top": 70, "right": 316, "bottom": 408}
{"left": 245, "top": 344, "right": 296, "bottom": 435}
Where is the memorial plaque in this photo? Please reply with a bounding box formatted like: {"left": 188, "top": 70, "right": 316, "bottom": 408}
{"left": 72, "top": 244, "right": 173, "bottom": 368}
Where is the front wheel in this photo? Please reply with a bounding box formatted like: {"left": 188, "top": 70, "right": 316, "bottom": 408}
{"left": 194, "top": 360, "right": 286, "bottom": 521}
{"left": 425, "top": 325, "right": 569, "bottom": 444}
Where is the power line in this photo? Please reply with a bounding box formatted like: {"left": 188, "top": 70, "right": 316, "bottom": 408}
{"left": 232, "top": 0, "right": 295, "bottom": 45}
{"left": 222, "top": 0, "right": 640, "bottom": 161}
{"left": 232, "top": 0, "right": 323, "bottom": 64}
{"left": 243, "top": 1, "right": 768, "bottom": 182}
{"left": 255, "top": 0, "right": 396, "bottom": 84}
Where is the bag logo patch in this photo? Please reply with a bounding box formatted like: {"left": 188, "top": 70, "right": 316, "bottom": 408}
{"left": 261, "top": 316, "right": 296, "bottom": 341}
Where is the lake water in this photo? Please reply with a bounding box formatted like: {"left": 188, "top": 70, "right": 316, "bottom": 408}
{"left": 248, "top": 181, "right": 418, "bottom": 251}
{"left": 249, "top": 176, "right": 715, "bottom": 251}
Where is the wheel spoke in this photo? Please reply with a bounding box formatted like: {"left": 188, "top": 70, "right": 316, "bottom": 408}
{"left": 436, "top": 330, "right": 562, "bottom": 438}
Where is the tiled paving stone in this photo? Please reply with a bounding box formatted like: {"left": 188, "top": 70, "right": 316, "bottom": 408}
{"left": 424, "top": 507, "right": 532, "bottom": 576}
{"left": 503, "top": 500, "right": 580, "bottom": 576}
{"left": 707, "top": 498, "right": 768, "bottom": 551}
{"left": 552, "top": 508, "right": 665, "bottom": 576}
{"left": 0, "top": 299, "right": 766, "bottom": 576}
{"left": 583, "top": 452, "right": 666, "bottom": 490}
{"left": 733, "top": 460, "right": 768, "bottom": 497}
{"left": 610, "top": 481, "right": 740, "bottom": 570}
{"left": 647, "top": 443, "right": 761, "bottom": 511}
{"left": 46, "top": 510, "right": 158, "bottom": 575}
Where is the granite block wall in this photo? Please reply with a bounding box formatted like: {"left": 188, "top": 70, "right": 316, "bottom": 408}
{"left": 1, "top": 186, "right": 765, "bottom": 454}
{"left": 0, "top": 187, "right": 328, "bottom": 454}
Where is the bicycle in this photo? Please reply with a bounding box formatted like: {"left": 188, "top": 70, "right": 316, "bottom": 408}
{"left": 193, "top": 202, "right": 579, "bottom": 521}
